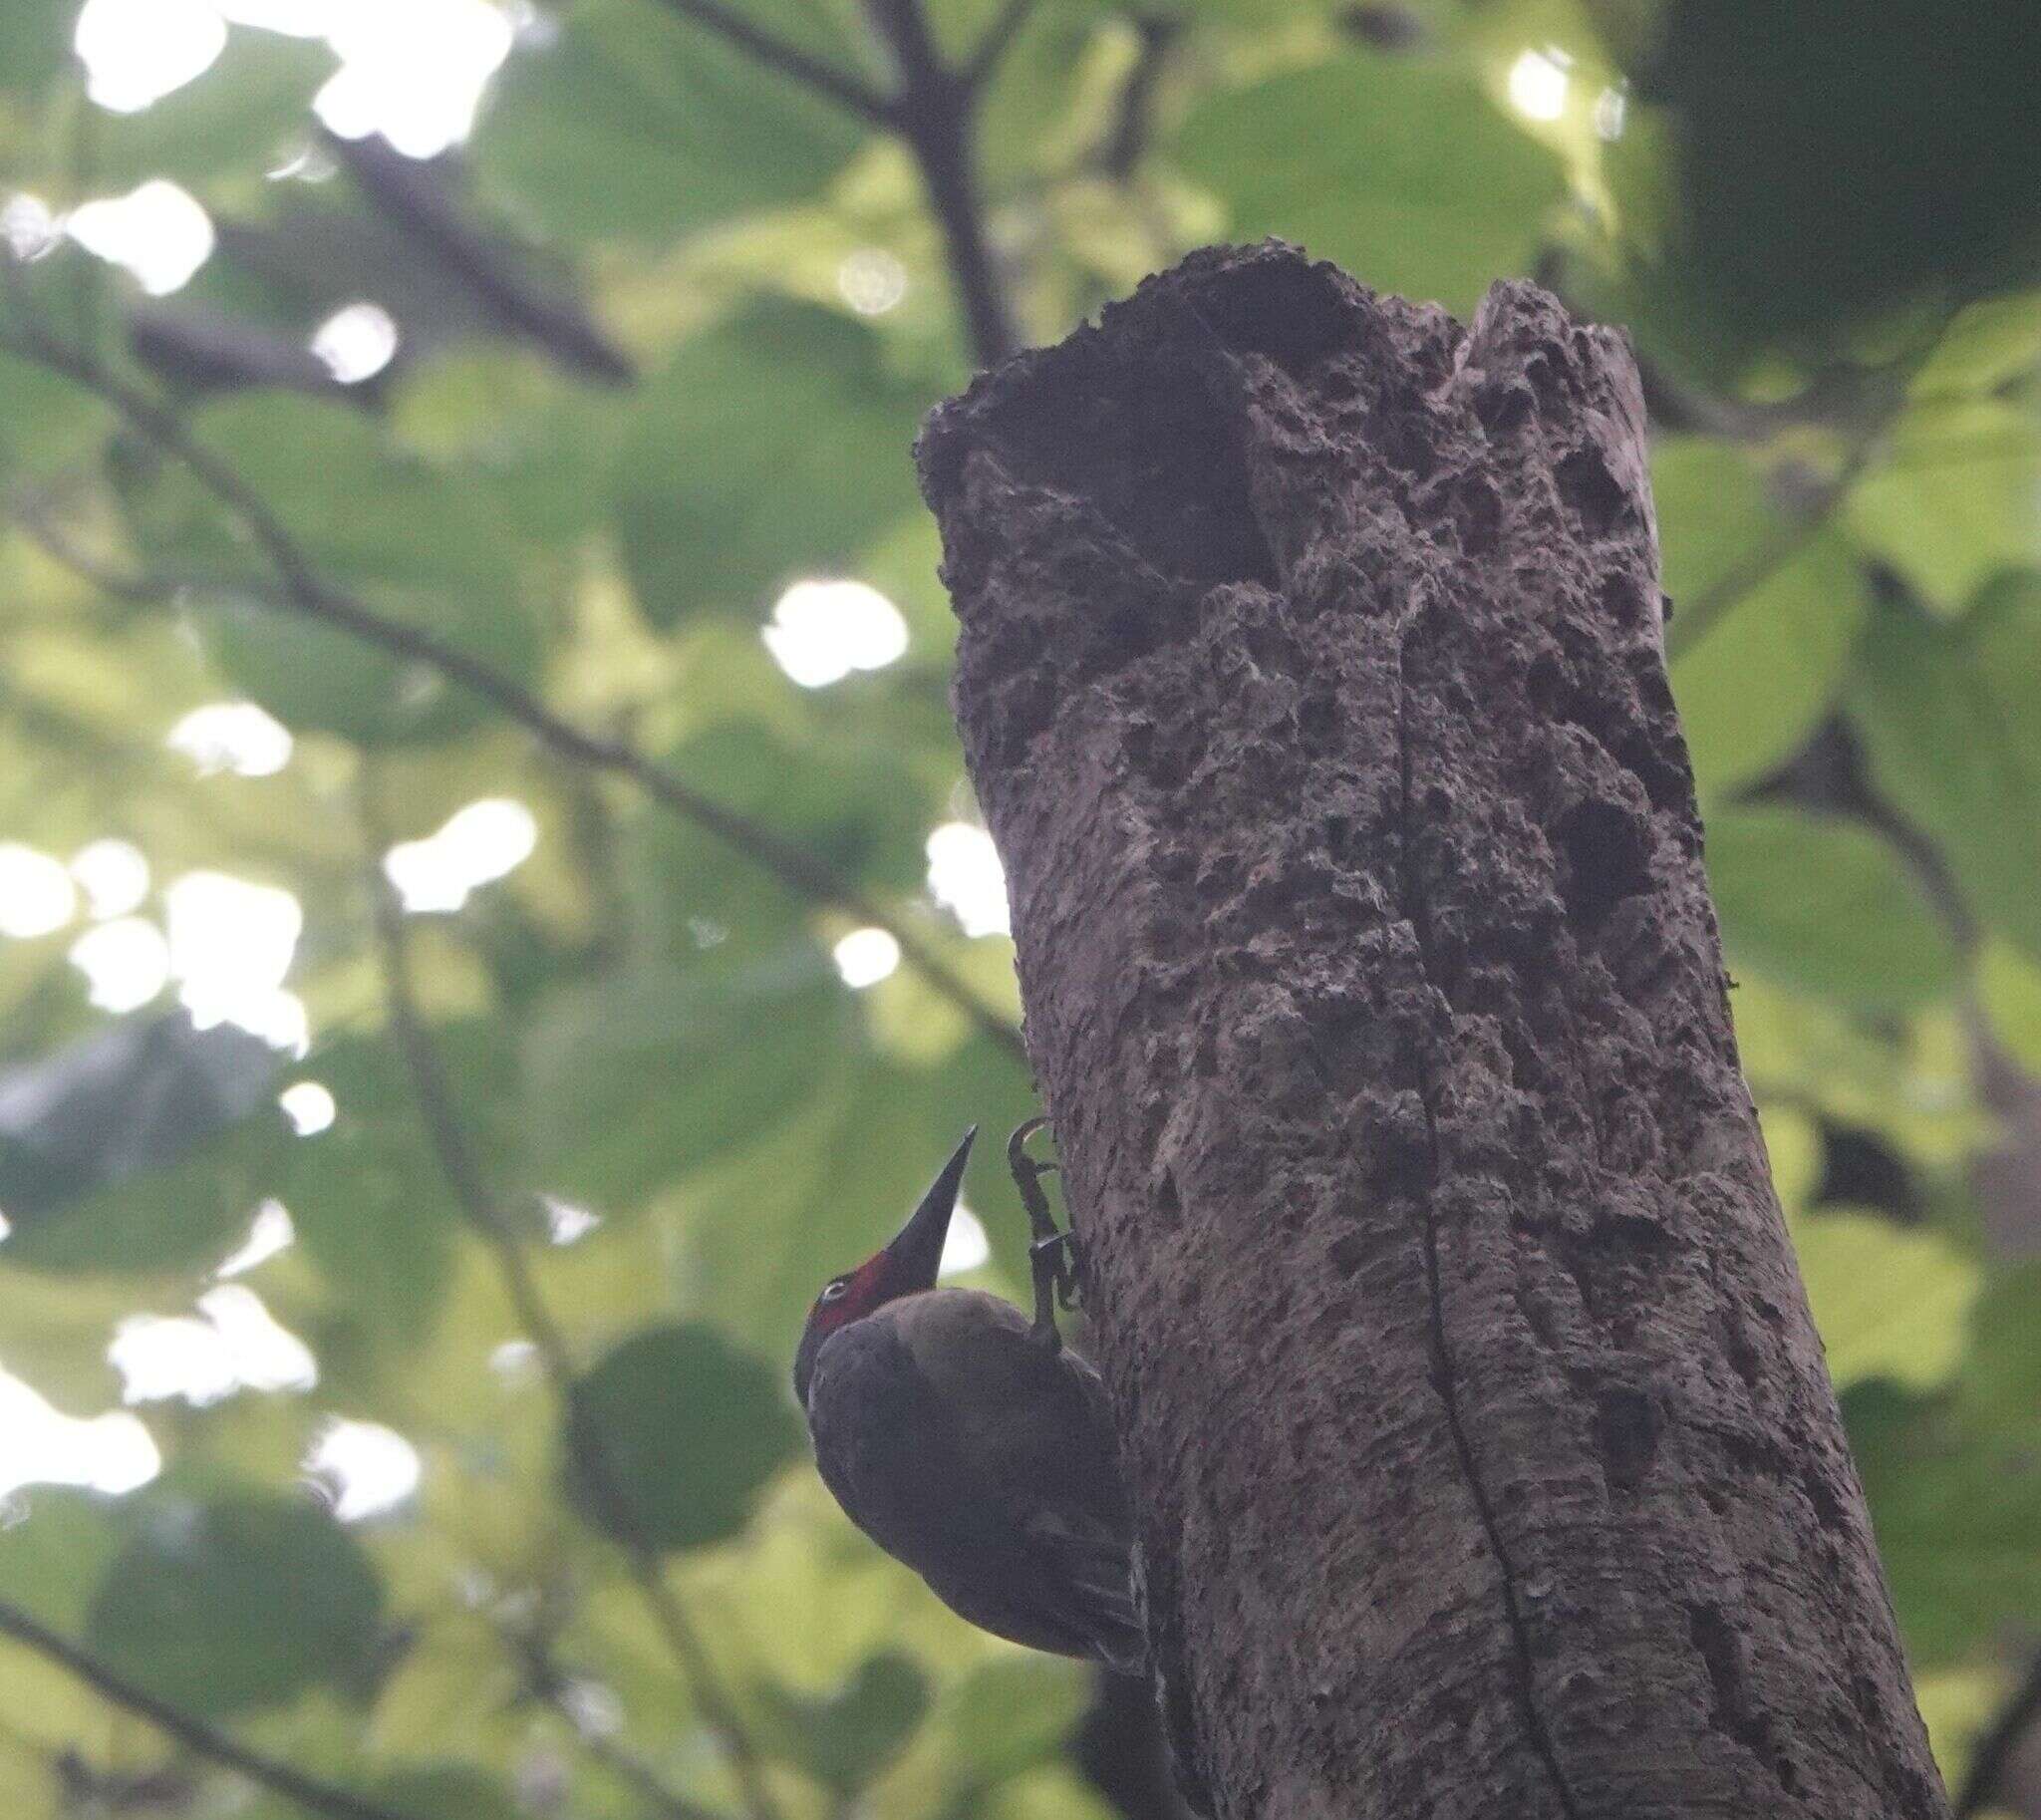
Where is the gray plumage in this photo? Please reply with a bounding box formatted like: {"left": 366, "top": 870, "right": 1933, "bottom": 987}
{"left": 803, "top": 1286, "right": 1144, "bottom": 1672}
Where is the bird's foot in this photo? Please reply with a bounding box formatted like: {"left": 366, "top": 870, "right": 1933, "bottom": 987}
{"left": 1010, "top": 1117, "right": 1081, "bottom": 1351}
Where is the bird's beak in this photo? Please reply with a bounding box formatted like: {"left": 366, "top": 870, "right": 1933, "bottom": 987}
{"left": 884, "top": 1126, "right": 976, "bottom": 1294}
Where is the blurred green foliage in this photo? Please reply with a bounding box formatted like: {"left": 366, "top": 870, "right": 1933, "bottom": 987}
{"left": 0, "top": 0, "right": 2038, "bottom": 1814}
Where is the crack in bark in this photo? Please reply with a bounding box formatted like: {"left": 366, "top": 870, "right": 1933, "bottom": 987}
{"left": 1395, "top": 622, "right": 1586, "bottom": 1820}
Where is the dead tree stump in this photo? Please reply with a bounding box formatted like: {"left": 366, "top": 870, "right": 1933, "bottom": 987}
{"left": 919, "top": 243, "right": 1947, "bottom": 1820}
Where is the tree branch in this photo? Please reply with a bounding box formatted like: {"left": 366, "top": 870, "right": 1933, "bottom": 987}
{"left": 1095, "top": 14, "right": 1182, "bottom": 182}
{"left": 1661, "top": 323, "right": 1949, "bottom": 664}
{"left": 507, "top": 1625, "right": 725, "bottom": 1820}
{"left": 960, "top": 0, "right": 1040, "bottom": 94}
{"left": 360, "top": 814, "right": 785, "bottom": 1820}
{"left": 1953, "top": 1646, "right": 2041, "bottom": 1820}
{"left": 651, "top": 0, "right": 895, "bottom": 124}
{"left": 0, "top": 1599, "right": 421, "bottom": 1820}
{"left": 7, "top": 492, "right": 168, "bottom": 605}
{"left": 0, "top": 326, "right": 1023, "bottom": 1062}
{"left": 1662, "top": 435, "right": 1884, "bottom": 663}
{"left": 860, "top": 0, "right": 1019, "bottom": 367}
{"left": 325, "top": 131, "right": 635, "bottom": 387}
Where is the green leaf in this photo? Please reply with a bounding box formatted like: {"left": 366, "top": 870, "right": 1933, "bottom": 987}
{"left": 0, "top": 3, "right": 71, "bottom": 99}
{"left": 522, "top": 942, "right": 850, "bottom": 1210}
{"left": 473, "top": 0, "right": 868, "bottom": 245}
{"left": 937, "top": 1656, "right": 1090, "bottom": 1787}
{"left": 1171, "top": 53, "right": 1566, "bottom": 313}
{"left": 629, "top": 718, "right": 941, "bottom": 945}
{"left": 567, "top": 1321, "right": 800, "bottom": 1551}
{"left": 1658, "top": 0, "right": 2041, "bottom": 342}
{"left": 693, "top": 1035, "right": 1034, "bottom": 1355}
{"left": 86, "top": 1488, "right": 383, "bottom": 1714}
{"left": 1912, "top": 290, "right": 2041, "bottom": 396}
{"left": 1850, "top": 578, "right": 2041, "bottom": 960}
{"left": 126, "top": 393, "right": 539, "bottom": 746}
{"left": 245, "top": 1762, "right": 522, "bottom": 1820}
{"left": 370, "top": 1764, "right": 522, "bottom": 1820}
{"left": 189, "top": 388, "right": 513, "bottom": 582}
{"left": 0, "top": 1129, "right": 283, "bottom": 1272}
{"left": 1847, "top": 1268, "right": 2041, "bottom": 1665}
{"left": 0, "top": 1016, "right": 290, "bottom": 1274}
{"left": 94, "top": 30, "right": 335, "bottom": 192}
{"left": 1704, "top": 805, "right": 1957, "bottom": 1010}
{"left": 0, "top": 346, "right": 113, "bottom": 485}
{"left": 1847, "top": 398, "right": 2041, "bottom": 613}
{"left": 614, "top": 301, "right": 928, "bottom": 628}
{"left": 758, "top": 1652, "right": 929, "bottom": 1793}
{"left": 0, "top": 1489, "right": 123, "bottom": 1632}
{"left": 1655, "top": 440, "right": 1871, "bottom": 794}
{"left": 977, "top": 1767, "right": 1119, "bottom": 1820}
{"left": 1789, "top": 1207, "right": 1980, "bottom": 1393}
{"left": 1976, "top": 938, "right": 2041, "bottom": 1076}
{"left": 277, "top": 1039, "right": 468, "bottom": 1338}
{"left": 187, "top": 584, "right": 535, "bottom": 748}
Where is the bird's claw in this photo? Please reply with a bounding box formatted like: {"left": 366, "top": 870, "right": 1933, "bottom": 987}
{"left": 1030, "top": 1230, "right": 1083, "bottom": 1312}
{"left": 1010, "top": 1117, "right": 1081, "bottom": 1352}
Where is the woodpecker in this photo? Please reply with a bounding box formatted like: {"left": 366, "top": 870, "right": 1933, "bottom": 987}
{"left": 794, "top": 1127, "right": 1144, "bottom": 1671}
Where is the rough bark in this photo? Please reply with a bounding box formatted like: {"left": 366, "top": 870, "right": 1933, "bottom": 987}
{"left": 919, "top": 242, "right": 1948, "bottom": 1820}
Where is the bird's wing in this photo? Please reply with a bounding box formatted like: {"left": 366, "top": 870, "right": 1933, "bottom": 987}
{"left": 807, "top": 1302, "right": 1143, "bottom": 1669}
{"left": 1015, "top": 1506, "right": 1147, "bottom": 1673}
{"left": 894, "top": 1290, "right": 1133, "bottom": 1540}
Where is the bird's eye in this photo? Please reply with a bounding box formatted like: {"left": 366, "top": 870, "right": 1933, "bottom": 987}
{"left": 820, "top": 1280, "right": 850, "bottom": 1303}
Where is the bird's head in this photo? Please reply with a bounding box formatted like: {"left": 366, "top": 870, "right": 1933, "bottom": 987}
{"left": 793, "top": 1126, "right": 976, "bottom": 1407}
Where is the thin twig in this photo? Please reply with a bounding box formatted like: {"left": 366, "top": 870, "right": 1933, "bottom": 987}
{"left": 860, "top": 0, "right": 1019, "bottom": 366}
{"left": 361, "top": 808, "right": 786, "bottom": 1820}
{"left": 0, "top": 1598, "right": 419, "bottom": 1820}
{"left": 651, "top": 0, "right": 895, "bottom": 124}
{"left": 1663, "top": 325, "right": 1950, "bottom": 665}
{"left": 655, "top": 0, "right": 1021, "bottom": 366}
{"left": 509, "top": 1627, "right": 724, "bottom": 1820}
{"left": 960, "top": 0, "right": 1040, "bottom": 94}
{"left": 1954, "top": 1646, "right": 2041, "bottom": 1820}
{"left": 8, "top": 493, "right": 168, "bottom": 605}
{"left": 582, "top": 1723, "right": 726, "bottom": 1820}
{"left": 326, "top": 131, "right": 635, "bottom": 387}
{"left": 1662, "top": 436, "right": 1883, "bottom": 663}
{"left": 1097, "top": 15, "right": 1183, "bottom": 181}
{"left": 0, "top": 326, "right": 1024, "bottom": 1062}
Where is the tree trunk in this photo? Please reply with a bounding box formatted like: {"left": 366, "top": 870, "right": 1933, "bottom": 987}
{"left": 919, "top": 242, "right": 1949, "bottom": 1820}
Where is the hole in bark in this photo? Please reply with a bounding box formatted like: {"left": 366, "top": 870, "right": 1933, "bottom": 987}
{"left": 1613, "top": 727, "right": 1689, "bottom": 813}
{"left": 1525, "top": 647, "right": 1566, "bottom": 717}
{"left": 1451, "top": 476, "right": 1501, "bottom": 554}
{"left": 1722, "top": 1428, "right": 1794, "bottom": 1480}
{"left": 1597, "top": 568, "right": 1648, "bottom": 629}
{"left": 1475, "top": 379, "right": 1534, "bottom": 435}
{"left": 1300, "top": 693, "right": 1338, "bottom": 741}
{"left": 1555, "top": 796, "right": 1651, "bottom": 931}
{"left": 1328, "top": 1231, "right": 1367, "bottom": 1277}
{"left": 1156, "top": 1172, "right": 1182, "bottom": 1221}
{"left": 965, "top": 348, "right": 1278, "bottom": 588}
{"left": 1320, "top": 361, "right": 1363, "bottom": 403}
{"left": 1720, "top": 1313, "right": 1763, "bottom": 1391}
{"left": 1524, "top": 350, "right": 1566, "bottom": 414}
{"left": 1380, "top": 418, "right": 1436, "bottom": 478}
{"left": 1556, "top": 445, "right": 1630, "bottom": 539}
{"left": 1191, "top": 250, "right": 1360, "bottom": 384}
{"left": 1126, "top": 719, "right": 1189, "bottom": 789}
{"left": 1594, "top": 1384, "right": 1659, "bottom": 1489}
{"left": 1689, "top": 1603, "right": 1765, "bottom": 1750}
{"left": 1800, "top": 1466, "right": 1847, "bottom": 1531}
